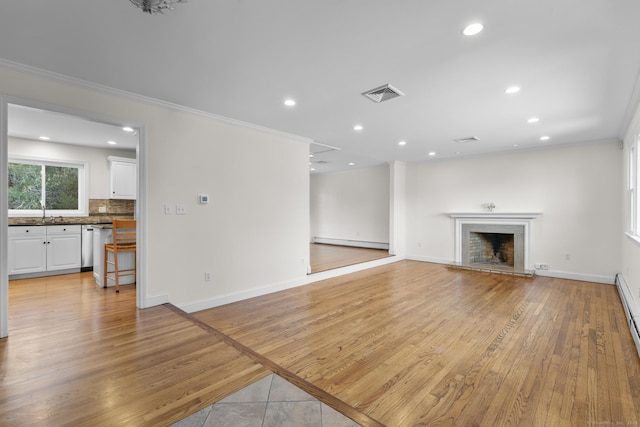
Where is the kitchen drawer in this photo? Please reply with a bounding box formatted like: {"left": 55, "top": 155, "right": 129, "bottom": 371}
{"left": 8, "top": 226, "right": 46, "bottom": 237}
{"left": 46, "top": 225, "right": 81, "bottom": 235}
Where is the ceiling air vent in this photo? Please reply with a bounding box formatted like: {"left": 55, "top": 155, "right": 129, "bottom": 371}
{"left": 454, "top": 136, "right": 480, "bottom": 143}
{"left": 362, "top": 84, "right": 404, "bottom": 103}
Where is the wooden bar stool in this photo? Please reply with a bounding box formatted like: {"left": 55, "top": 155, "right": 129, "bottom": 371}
{"left": 104, "top": 219, "right": 136, "bottom": 293}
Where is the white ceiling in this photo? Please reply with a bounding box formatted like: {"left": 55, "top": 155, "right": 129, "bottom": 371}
{"left": 8, "top": 104, "right": 138, "bottom": 151}
{"left": 1, "top": 0, "right": 640, "bottom": 173}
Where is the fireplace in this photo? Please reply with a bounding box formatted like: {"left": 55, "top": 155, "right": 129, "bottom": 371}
{"left": 450, "top": 212, "right": 540, "bottom": 273}
{"left": 461, "top": 223, "right": 524, "bottom": 270}
{"left": 469, "top": 232, "right": 514, "bottom": 267}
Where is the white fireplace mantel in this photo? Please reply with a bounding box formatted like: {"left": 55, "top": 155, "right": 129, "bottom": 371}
{"left": 450, "top": 212, "right": 541, "bottom": 270}
{"left": 449, "top": 212, "right": 542, "bottom": 219}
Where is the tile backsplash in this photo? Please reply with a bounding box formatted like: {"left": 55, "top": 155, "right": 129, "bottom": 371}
{"left": 89, "top": 199, "right": 135, "bottom": 217}
{"left": 9, "top": 199, "right": 135, "bottom": 225}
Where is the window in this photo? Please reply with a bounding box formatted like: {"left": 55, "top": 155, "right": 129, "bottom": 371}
{"left": 8, "top": 157, "right": 87, "bottom": 217}
{"left": 629, "top": 137, "right": 639, "bottom": 236}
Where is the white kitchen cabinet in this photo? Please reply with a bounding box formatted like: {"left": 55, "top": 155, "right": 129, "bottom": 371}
{"left": 8, "top": 226, "right": 46, "bottom": 275}
{"left": 46, "top": 225, "right": 82, "bottom": 271}
{"left": 8, "top": 225, "right": 81, "bottom": 277}
{"left": 108, "top": 156, "right": 136, "bottom": 199}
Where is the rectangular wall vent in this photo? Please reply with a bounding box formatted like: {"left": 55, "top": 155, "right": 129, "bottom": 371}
{"left": 362, "top": 84, "right": 404, "bottom": 103}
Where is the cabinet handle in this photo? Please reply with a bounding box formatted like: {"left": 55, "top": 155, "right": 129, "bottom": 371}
{"left": 26, "top": 230, "right": 29, "bottom": 233}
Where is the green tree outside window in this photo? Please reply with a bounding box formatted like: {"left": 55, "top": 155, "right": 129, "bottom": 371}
{"left": 9, "top": 162, "right": 80, "bottom": 212}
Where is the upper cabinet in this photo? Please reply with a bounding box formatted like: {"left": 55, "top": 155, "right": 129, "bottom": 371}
{"left": 108, "top": 156, "right": 136, "bottom": 200}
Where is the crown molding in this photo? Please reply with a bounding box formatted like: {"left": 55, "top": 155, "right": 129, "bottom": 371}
{"left": 0, "top": 58, "right": 314, "bottom": 144}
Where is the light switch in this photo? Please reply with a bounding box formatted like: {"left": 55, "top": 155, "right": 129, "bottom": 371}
{"left": 176, "top": 203, "right": 187, "bottom": 215}
{"left": 164, "top": 204, "right": 172, "bottom": 215}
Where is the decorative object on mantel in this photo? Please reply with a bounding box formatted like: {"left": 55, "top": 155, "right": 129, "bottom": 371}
{"left": 482, "top": 202, "right": 496, "bottom": 212}
{"left": 129, "top": 0, "right": 186, "bottom": 14}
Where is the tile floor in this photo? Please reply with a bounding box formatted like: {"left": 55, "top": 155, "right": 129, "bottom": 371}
{"left": 171, "top": 373, "right": 361, "bottom": 427}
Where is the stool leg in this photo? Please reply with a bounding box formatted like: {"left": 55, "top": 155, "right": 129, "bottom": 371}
{"left": 103, "top": 247, "right": 109, "bottom": 288}
{"left": 114, "top": 250, "right": 120, "bottom": 293}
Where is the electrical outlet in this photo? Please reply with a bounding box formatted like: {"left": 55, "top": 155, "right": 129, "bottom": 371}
{"left": 204, "top": 272, "right": 211, "bottom": 282}
{"left": 98, "top": 206, "right": 107, "bottom": 213}
{"left": 534, "top": 263, "right": 549, "bottom": 270}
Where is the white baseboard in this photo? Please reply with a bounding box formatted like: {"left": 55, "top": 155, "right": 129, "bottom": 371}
{"left": 178, "top": 255, "right": 403, "bottom": 314}
{"left": 178, "top": 276, "right": 313, "bottom": 314}
{"left": 615, "top": 274, "right": 640, "bottom": 359}
{"left": 313, "top": 237, "right": 389, "bottom": 250}
{"left": 534, "top": 269, "right": 615, "bottom": 284}
{"left": 405, "top": 255, "right": 454, "bottom": 265}
{"left": 407, "top": 255, "right": 616, "bottom": 285}
{"left": 144, "top": 293, "right": 169, "bottom": 308}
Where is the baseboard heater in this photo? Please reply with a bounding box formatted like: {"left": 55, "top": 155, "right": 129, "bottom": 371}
{"left": 615, "top": 273, "right": 640, "bottom": 359}
{"left": 313, "top": 237, "right": 389, "bottom": 250}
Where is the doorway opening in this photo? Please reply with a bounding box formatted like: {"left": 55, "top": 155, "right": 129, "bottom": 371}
{"left": 1, "top": 97, "right": 144, "bottom": 338}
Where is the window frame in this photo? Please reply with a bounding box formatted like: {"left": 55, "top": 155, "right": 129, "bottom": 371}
{"left": 8, "top": 155, "right": 88, "bottom": 218}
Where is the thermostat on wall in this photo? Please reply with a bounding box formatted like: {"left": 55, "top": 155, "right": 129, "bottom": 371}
{"left": 198, "top": 194, "right": 209, "bottom": 205}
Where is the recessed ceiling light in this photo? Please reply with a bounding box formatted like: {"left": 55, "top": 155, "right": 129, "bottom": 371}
{"left": 309, "top": 154, "right": 314, "bottom": 157}
{"left": 39, "top": 136, "right": 50, "bottom": 141}
{"left": 398, "top": 141, "right": 407, "bottom": 146}
{"left": 513, "top": 144, "right": 519, "bottom": 147}
{"left": 455, "top": 151, "right": 461, "bottom": 155}
{"left": 349, "top": 162, "right": 355, "bottom": 166}
{"left": 122, "top": 126, "right": 134, "bottom": 132}
{"left": 505, "top": 86, "right": 521, "bottom": 94}
{"left": 284, "top": 99, "right": 296, "bottom": 107}
{"left": 108, "top": 141, "right": 117, "bottom": 145}
{"left": 428, "top": 152, "right": 436, "bottom": 156}
{"left": 540, "top": 135, "right": 550, "bottom": 141}
{"left": 462, "top": 23, "right": 484, "bottom": 36}
{"left": 310, "top": 168, "right": 315, "bottom": 171}
{"left": 527, "top": 117, "right": 540, "bottom": 123}
{"left": 353, "top": 125, "right": 363, "bottom": 131}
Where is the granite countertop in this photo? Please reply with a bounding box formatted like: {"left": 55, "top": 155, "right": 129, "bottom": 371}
{"left": 8, "top": 216, "right": 133, "bottom": 226}
{"left": 90, "top": 224, "right": 113, "bottom": 229}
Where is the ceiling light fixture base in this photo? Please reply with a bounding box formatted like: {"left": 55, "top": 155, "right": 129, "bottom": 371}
{"left": 129, "top": 0, "right": 186, "bottom": 14}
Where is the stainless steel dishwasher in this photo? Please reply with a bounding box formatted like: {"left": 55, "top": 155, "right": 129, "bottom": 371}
{"left": 81, "top": 225, "right": 95, "bottom": 271}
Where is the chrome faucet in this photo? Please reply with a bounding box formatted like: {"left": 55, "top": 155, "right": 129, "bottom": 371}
{"left": 41, "top": 204, "right": 46, "bottom": 223}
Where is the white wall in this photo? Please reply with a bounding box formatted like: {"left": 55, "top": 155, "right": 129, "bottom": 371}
{"left": 310, "top": 164, "right": 390, "bottom": 244}
{"left": 622, "top": 103, "right": 640, "bottom": 311}
{"left": 8, "top": 136, "right": 134, "bottom": 199}
{"left": 0, "top": 64, "right": 310, "bottom": 312}
{"left": 406, "top": 141, "right": 623, "bottom": 283}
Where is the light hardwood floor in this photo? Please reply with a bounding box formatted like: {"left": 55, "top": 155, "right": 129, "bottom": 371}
{"left": 1, "top": 273, "right": 270, "bottom": 426}
{"left": 193, "top": 261, "right": 640, "bottom": 427}
{"left": 310, "top": 243, "right": 391, "bottom": 273}
{"left": 2, "top": 261, "right": 640, "bottom": 426}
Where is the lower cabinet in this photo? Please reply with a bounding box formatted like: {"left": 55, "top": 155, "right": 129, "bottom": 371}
{"left": 8, "top": 225, "right": 81, "bottom": 277}
{"left": 46, "top": 226, "right": 82, "bottom": 271}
